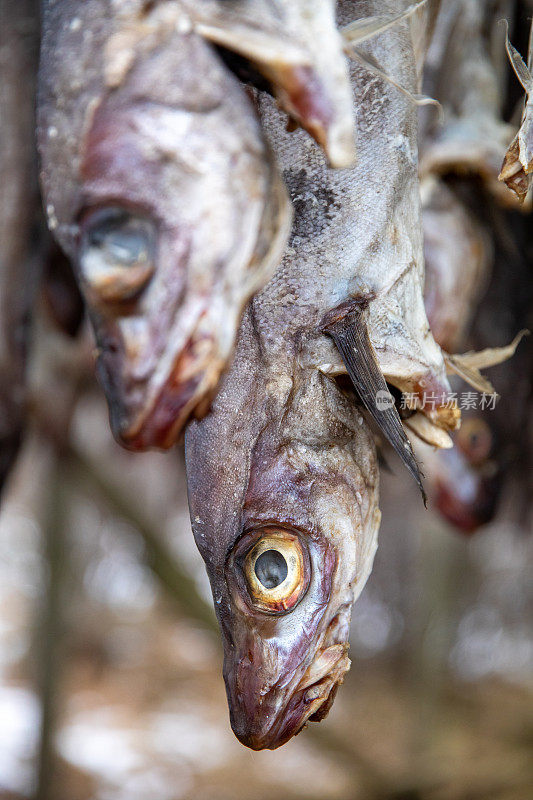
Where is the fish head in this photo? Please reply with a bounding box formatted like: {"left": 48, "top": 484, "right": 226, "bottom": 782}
{"left": 186, "top": 348, "right": 379, "bottom": 749}
{"left": 39, "top": 17, "right": 290, "bottom": 449}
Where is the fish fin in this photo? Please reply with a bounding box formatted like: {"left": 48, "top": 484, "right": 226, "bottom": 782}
{"left": 501, "top": 20, "right": 532, "bottom": 94}
{"left": 498, "top": 133, "right": 532, "bottom": 203}
{"left": 445, "top": 356, "right": 497, "bottom": 395}
{"left": 341, "top": 1, "right": 428, "bottom": 47}
{"left": 403, "top": 412, "right": 453, "bottom": 449}
{"left": 445, "top": 330, "right": 528, "bottom": 377}
{"left": 322, "top": 304, "right": 426, "bottom": 504}
{"left": 499, "top": 22, "right": 533, "bottom": 202}
{"left": 346, "top": 46, "right": 442, "bottom": 113}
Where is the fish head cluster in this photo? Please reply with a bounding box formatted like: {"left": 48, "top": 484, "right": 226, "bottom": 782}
{"left": 186, "top": 325, "right": 380, "bottom": 749}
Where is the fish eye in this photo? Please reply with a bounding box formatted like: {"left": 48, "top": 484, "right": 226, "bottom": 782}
{"left": 254, "top": 549, "right": 288, "bottom": 589}
{"left": 243, "top": 531, "right": 309, "bottom": 614}
{"left": 78, "top": 207, "right": 156, "bottom": 303}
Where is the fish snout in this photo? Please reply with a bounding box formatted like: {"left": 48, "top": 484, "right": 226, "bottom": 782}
{"left": 226, "top": 643, "right": 350, "bottom": 750}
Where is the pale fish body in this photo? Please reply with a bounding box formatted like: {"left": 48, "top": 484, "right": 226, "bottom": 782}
{"left": 38, "top": 0, "right": 291, "bottom": 450}
{"left": 186, "top": 0, "right": 449, "bottom": 750}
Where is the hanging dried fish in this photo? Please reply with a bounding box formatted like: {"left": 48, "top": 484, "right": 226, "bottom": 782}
{"left": 419, "top": 0, "right": 516, "bottom": 203}
{"left": 186, "top": 0, "right": 451, "bottom": 750}
{"left": 421, "top": 176, "right": 491, "bottom": 353}
{"left": 38, "top": 0, "right": 292, "bottom": 449}
{"left": 186, "top": 319, "right": 380, "bottom": 749}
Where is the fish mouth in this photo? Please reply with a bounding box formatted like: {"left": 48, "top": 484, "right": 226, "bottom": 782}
{"left": 230, "top": 642, "right": 351, "bottom": 751}
{"left": 106, "top": 328, "right": 222, "bottom": 451}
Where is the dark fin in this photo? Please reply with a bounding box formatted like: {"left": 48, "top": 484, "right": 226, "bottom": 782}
{"left": 322, "top": 303, "right": 427, "bottom": 505}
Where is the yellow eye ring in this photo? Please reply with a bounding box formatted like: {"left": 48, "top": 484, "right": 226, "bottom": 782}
{"left": 243, "top": 530, "right": 308, "bottom": 614}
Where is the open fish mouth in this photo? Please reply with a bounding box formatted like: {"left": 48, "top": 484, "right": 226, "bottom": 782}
{"left": 232, "top": 643, "right": 351, "bottom": 751}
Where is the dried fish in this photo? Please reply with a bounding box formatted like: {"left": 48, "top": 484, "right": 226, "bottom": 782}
{"left": 418, "top": 166, "right": 530, "bottom": 533}
{"left": 186, "top": 315, "right": 380, "bottom": 749}
{"left": 38, "top": 0, "right": 292, "bottom": 449}
{"left": 419, "top": 0, "right": 516, "bottom": 203}
{"left": 421, "top": 176, "right": 491, "bottom": 352}
{"left": 186, "top": 0, "right": 450, "bottom": 749}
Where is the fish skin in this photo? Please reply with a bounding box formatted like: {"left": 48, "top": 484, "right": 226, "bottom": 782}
{"left": 37, "top": 0, "right": 291, "bottom": 450}
{"left": 186, "top": 315, "right": 381, "bottom": 750}
{"left": 0, "top": 0, "right": 40, "bottom": 492}
{"left": 186, "top": 0, "right": 449, "bottom": 750}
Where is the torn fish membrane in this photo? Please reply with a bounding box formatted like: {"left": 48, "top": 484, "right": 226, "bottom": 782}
{"left": 342, "top": 0, "right": 441, "bottom": 112}
{"left": 499, "top": 21, "right": 533, "bottom": 204}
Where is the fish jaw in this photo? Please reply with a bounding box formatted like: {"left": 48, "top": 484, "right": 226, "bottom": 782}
{"left": 224, "top": 609, "right": 352, "bottom": 751}
{"left": 93, "top": 300, "right": 236, "bottom": 450}
{"left": 188, "top": 0, "right": 356, "bottom": 167}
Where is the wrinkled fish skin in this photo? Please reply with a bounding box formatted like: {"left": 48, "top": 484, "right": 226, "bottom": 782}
{"left": 186, "top": 314, "right": 380, "bottom": 750}
{"left": 0, "top": 0, "right": 40, "bottom": 492}
{"left": 38, "top": 0, "right": 291, "bottom": 450}
{"left": 186, "top": 0, "right": 448, "bottom": 750}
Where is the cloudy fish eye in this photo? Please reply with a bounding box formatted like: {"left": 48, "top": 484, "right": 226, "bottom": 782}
{"left": 86, "top": 210, "right": 152, "bottom": 265}
{"left": 78, "top": 207, "right": 156, "bottom": 302}
{"left": 254, "top": 549, "right": 288, "bottom": 589}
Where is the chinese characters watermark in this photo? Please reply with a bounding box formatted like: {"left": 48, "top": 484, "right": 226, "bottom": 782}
{"left": 373, "top": 391, "right": 498, "bottom": 412}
